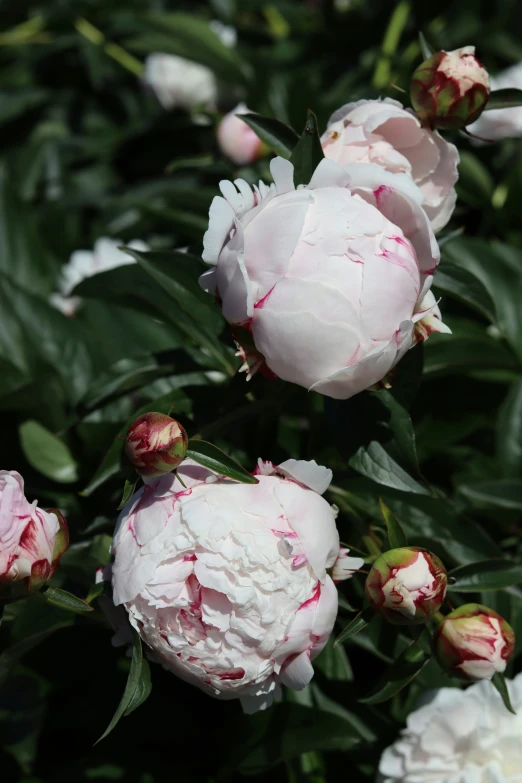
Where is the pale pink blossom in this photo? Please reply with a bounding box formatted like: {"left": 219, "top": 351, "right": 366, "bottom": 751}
{"left": 321, "top": 99, "right": 459, "bottom": 232}
{"left": 199, "top": 156, "right": 448, "bottom": 400}
{"left": 111, "top": 458, "right": 362, "bottom": 712}
{"left": 0, "top": 471, "right": 68, "bottom": 603}
{"left": 217, "top": 104, "right": 264, "bottom": 165}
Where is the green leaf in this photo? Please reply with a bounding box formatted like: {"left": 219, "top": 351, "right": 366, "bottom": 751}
{"left": 497, "top": 379, "right": 522, "bottom": 478}
{"left": 59, "top": 534, "right": 112, "bottom": 586}
{"left": 79, "top": 357, "right": 179, "bottom": 412}
{"left": 433, "top": 263, "right": 496, "bottom": 323}
{"left": 123, "top": 658, "right": 152, "bottom": 717}
{"left": 117, "top": 473, "right": 141, "bottom": 511}
{"left": 233, "top": 704, "right": 362, "bottom": 775}
{"left": 186, "top": 440, "right": 258, "bottom": 484}
{"left": 359, "top": 635, "right": 431, "bottom": 704}
{"left": 127, "top": 12, "right": 245, "bottom": 84}
{"left": 418, "top": 31, "right": 435, "bottom": 59}
{"left": 424, "top": 332, "right": 518, "bottom": 377}
{"left": 485, "top": 88, "right": 522, "bottom": 111}
{"left": 96, "top": 631, "right": 151, "bottom": 744}
{"left": 458, "top": 480, "right": 522, "bottom": 511}
{"left": 380, "top": 491, "right": 502, "bottom": 565}
{"left": 290, "top": 110, "right": 324, "bottom": 187}
{"left": 81, "top": 389, "right": 190, "bottom": 496}
{"left": 334, "top": 607, "right": 375, "bottom": 647}
{"left": 0, "top": 89, "right": 48, "bottom": 127}
{"left": 314, "top": 635, "right": 353, "bottom": 681}
{"left": 349, "top": 442, "right": 429, "bottom": 495}
{"left": 456, "top": 151, "right": 494, "bottom": 207}
{"left": 443, "top": 238, "right": 522, "bottom": 362}
{"left": 42, "top": 587, "right": 94, "bottom": 615}
{"left": 449, "top": 559, "right": 522, "bottom": 592}
{"left": 0, "top": 167, "right": 56, "bottom": 295}
{"left": 119, "top": 249, "right": 233, "bottom": 375}
{"left": 238, "top": 113, "right": 299, "bottom": 159}
{"left": 378, "top": 390, "right": 420, "bottom": 477}
{"left": 19, "top": 420, "right": 78, "bottom": 484}
{"left": 380, "top": 498, "right": 407, "bottom": 549}
{"left": 492, "top": 672, "right": 517, "bottom": 714}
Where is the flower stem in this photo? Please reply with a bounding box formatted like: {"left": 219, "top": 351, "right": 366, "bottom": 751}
{"left": 75, "top": 18, "right": 144, "bottom": 77}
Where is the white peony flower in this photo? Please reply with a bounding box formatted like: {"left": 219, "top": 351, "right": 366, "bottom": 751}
{"left": 379, "top": 673, "right": 522, "bottom": 782}
{"left": 143, "top": 20, "right": 236, "bottom": 113}
{"left": 50, "top": 237, "right": 147, "bottom": 316}
{"left": 468, "top": 62, "right": 522, "bottom": 140}
{"left": 199, "top": 156, "right": 449, "bottom": 400}
{"left": 321, "top": 98, "right": 459, "bottom": 232}
{"left": 0, "top": 471, "right": 68, "bottom": 603}
{"left": 111, "top": 457, "right": 363, "bottom": 713}
{"left": 143, "top": 54, "right": 218, "bottom": 112}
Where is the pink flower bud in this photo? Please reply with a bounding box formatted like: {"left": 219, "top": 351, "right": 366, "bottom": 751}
{"left": 0, "top": 471, "right": 69, "bottom": 604}
{"left": 124, "top": 413, "right": 188, "bottom": 478}
{"left": 434, "top": 604, "right": 515, "bottom": 681}
{"left": 365, "top": 547, "right": 447, "bottom": 625}
{"left": 217, "top": 104, "right": 265, "bottom": 166}
{"left": 411, "top": 46, "right": 490, "bottom": 129}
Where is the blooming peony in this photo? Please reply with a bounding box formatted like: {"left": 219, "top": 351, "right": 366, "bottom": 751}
{"left": 468, "top": 62, "right": 522, "bottom": 140}
{"left": 50, "top": 237, "right": 148, "bottom": 316}
{"left": 199, "top": 156, "right": 449, "bottom": 400}
{"left": 0, "top": 471, "right": 68, "bottom": 603}
{"left": 143, "top": 21, "right": 236, "bottom": 113}
{"left": 379, "top": 673, "right": 522, "bottom": 782}
{"left": 111, "top": 457, "right": 363, "bottom": 713}
{"left": 434, "top": 604, "right": 515, "bottom": 682}
{"left": 217, "top": 104, "right": 264, "bottom": 165}
{"left": 321, "top": 99, "right": 459, "bottom": 232}
{"left": 365, "top": 547, "right": 447, "bottom": 625}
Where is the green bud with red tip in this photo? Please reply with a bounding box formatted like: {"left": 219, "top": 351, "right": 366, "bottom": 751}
{"left": 124, "top": 413, "right": 188, "bottom": 478}
{"left": 411, "top": 46, "right": 490, "bottom": 129}
{"left": 365, "top": 547, "right": 448, "bottom": 625}
{"left": 434, "top": 604, "right": 515, "bottom": 681}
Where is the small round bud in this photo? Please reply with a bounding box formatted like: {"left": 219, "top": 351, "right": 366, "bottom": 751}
{"left": 365, "top": 547, "right": 447, "bottom": 625}
{"left": 124, "top": 413, "right": 188, "bottom": 478}
{"left": 411, "top": 46, "right": 490, "bottom": 129}
{"left": 434, "top": 604, "right": 515, "bottom": 681}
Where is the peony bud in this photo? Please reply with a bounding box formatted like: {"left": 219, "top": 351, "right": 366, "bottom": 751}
{"left": 411, "top": 46, "right": 490, "bottom": 129}
{"left": 124, "top": 413, "right": 188, "bottom": 478}
{"left": 365, "top": 547, "right": 447, "bottom": 625}
{"left": 0, "top": 472, "right": 69, "bottom": 604}
{"left": 217, "top": 104, "right": 265, "bottom": 166}
{"left": 434, "top": 604, "right": 515, "bottom": 681}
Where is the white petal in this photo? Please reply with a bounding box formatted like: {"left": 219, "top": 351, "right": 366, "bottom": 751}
{"left": 277, "top": 459, "right": 332, "bottom": 495}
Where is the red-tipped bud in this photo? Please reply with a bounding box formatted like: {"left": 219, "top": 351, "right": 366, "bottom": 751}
{"left": 434, "top": 604, "right": 515, "bottom": 681}
{"left": 365, "top": 547, "right": 447, "bottom": 625}
{"left": 411, "top": 46, "right": 490, "bottom": 129}
{"left": 124, "top": 413, "right": 188, "bottom": 478}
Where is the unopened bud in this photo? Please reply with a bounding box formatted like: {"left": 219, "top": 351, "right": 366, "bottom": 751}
{"left": 411, "top": 46, "right": 490, "bottom": 129}
{"left": 217, "top": 104, "right": 266, "bottom": 166}
{"left": 365, "top": 547, "right": 447, "bottom": 625}
{"left": 124, "top": 413, "right": 188, "bottom": 478}
{"left": 434, "top": 603, "right": 515, "bottom": 681}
